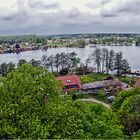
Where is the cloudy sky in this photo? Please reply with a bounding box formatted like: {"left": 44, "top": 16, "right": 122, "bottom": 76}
{"left": 0, "top": 0, "right": 140, "bottom": 35}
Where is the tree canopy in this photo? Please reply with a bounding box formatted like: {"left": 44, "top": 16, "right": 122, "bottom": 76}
{"left": 0, "top": 64, "right": 124, "bottom": 139}
{"left": 112, "top": 88, "right": 140, "bottom": 136}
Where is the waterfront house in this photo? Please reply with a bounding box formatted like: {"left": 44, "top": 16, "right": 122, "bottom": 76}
{"left": 57, "top": 75, "right": 82, "bottom": 92}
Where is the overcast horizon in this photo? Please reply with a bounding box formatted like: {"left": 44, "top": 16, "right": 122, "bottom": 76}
{"left": 0, "top": 0, "right": 140, "bottom": 35}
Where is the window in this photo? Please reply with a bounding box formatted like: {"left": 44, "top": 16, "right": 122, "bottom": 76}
{"left": 66, "top": 80, "right": 71, "bottom": 83}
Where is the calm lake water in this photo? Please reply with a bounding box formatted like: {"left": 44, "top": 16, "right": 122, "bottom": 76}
{"left": 0, "top": 46, "right": 140, "bottom": 70}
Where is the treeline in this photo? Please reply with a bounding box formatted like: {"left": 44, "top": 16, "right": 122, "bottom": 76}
{"left": 0, "top": 35, "right": 37, "bottom": 44}
{"left": 0, "top": 35, "right": 48, "bottom": 45}
{"left": 90, "top": 48, "right": 130, "bottom": 76}
{"left": 0, "top": 48, "right": 130, "bottom": 77}
{"left": 0, "top": 52, "right": 81, "bottom": 76}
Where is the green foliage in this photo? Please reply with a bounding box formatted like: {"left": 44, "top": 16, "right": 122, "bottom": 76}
{"left": 114, "top": 52, "right": 130, "bottom": 76}
{"left": 17, "top": 59, "right": 28, "bottom": 66}
{"left": 45, "top": 100, "right": 123, "bottom": 139}
{"left": 80, "top": 72, "right": 109, "bottom": 83}
{"left": 117, "top": 95, "right": 140, "bottom": 135}
{"left": 96, "top": 90, "right": 106, "bottom": 99}
{"left": 118, "top": 76, "right": 136, "bottom": 86}
{"left": 0, "top": 64, "right": 124, "bottom": 139}
{"left": 0, "top": 64, "right": 61, "bottom": 138}
{"left": 80, "top": 75, "right": 94, "bottom": 83}
{"left": 112, "top": 88, "right": 140, "bottom": 136}
{"left": 0, "top": 62, "right": 15, "bottom": 76}
{"left": 0, "top": 35, "right": 36, "bottom": 44}
{"left": 112, "top": 88, "right": 140, "bottom": 112}
{"left": 132, "top": 130, "right": 140, "bottom": 139}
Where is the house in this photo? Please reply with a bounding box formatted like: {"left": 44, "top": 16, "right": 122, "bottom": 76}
{"left": 57, "top": 75, "right": 82, "bottom": 92}
{"left": 82, "top": 80, "right": 122, "bottom": 93}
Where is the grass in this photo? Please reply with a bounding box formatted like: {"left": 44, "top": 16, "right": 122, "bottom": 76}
{"left": 70, "top": 90, "right": 111, "bottom": 104}
{"left": 92, "top": 90, "right": 112, "bottom": 104}
{"left": 117, "top": 76, "right": 136, "bottom": 86}
{"left": 80, "top": 72, "right": 136, "bottom": 86}
{"left": 80, "top": 72, "right": 109, "bottom": 84}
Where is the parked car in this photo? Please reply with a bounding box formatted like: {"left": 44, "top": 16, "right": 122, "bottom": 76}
{"left": 107, "top": 96, "right": 115, "bottom": 102}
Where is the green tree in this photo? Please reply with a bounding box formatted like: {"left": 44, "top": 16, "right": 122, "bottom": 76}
{"left": 91, "top": 48, "right": 102, "bottom": 73}
{"left": 67, "top": 52, "right": 81, "bottom": 73}
{"left": 117, "top": 95, "right": 140, "bottom": 135}
{"left": 46, "top": 55, "right": 54, "bottom": 72}
{"left": 78, "top": 39, "right": 86, "bottom": 46}
{"left": 0, "top": 64, "right": 124, "bottom": 139}
{"left": 113, "top": 52, "right": 130, "bottom": 76}
{"left": 112, "top": 88, "right": 140, "bottom": 137}
{"left": 41, "top": 54, "right": 48, "bottom": 68}
{"left": 0, "top": 64, "right": 61, "bottom": 139}
{"left": 18, "top": 59, "right": 28, "bottom": 66}
{"left": 108, "top": 49, "right": 115, "bottom": 74}
{"left": 0, "top": 62, "right": 15, "bottom": 76}
{"left": 45, "top": 100, "right": 123, "bottom": 139}
{"left": 29, "top": 59, "right": 41, "bottom": 67}
{"left": 54, "top": 53, "right": 61, "bottom": 74}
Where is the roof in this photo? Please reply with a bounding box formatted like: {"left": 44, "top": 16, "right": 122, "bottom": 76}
{"left": 57, "top": 75, "right": 82, "bottom": 88}
{"left": 82, "top": 80, "right": 121, "bottom": 90}
{"left": 134, "top": 78, "right": 140, "bottom": 87}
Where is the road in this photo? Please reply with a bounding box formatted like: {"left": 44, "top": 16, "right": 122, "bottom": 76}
{"left": 80, "top": 98, "right": 111, "bottom": 109}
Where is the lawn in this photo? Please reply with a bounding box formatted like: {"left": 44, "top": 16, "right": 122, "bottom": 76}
{"left": 117, "top": 76, "right": 136, "bottom": 86}
{"left": 80, "top": 72, "right": 136, "bottom": 86}
{"left": 80, "top": 72, "right": 109, "bottom": 84}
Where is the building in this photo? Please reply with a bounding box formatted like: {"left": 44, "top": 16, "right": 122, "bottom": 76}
{"left": 57, "top": 75, "right": 82, "bottom": 92}
{"left": 82, "top": 80, "right": 122, "bottom": 93}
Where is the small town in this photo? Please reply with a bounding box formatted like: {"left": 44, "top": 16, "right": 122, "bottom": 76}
{"left": 0, "top": 34, "right": 140, "bottom": 54}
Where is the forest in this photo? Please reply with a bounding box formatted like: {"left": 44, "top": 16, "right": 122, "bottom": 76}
{"left": 0, "top": 64, "right": 140, "bottom": 139}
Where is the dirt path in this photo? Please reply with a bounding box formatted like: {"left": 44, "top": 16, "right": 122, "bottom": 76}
{"left": 80, "top": 98, "right": 111, "bottom": 109}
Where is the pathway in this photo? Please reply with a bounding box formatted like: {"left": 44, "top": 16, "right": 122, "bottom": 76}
{"left": 80, "top": 98, "right": 111, "bottom": 109}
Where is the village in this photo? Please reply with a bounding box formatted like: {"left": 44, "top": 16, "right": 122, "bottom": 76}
{"left": 0, "top": 34, "right": 140, "bottom": 54}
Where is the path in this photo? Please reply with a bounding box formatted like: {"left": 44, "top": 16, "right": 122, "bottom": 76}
{"left": 80, "top": 98, "right": 111, "bottom": 109}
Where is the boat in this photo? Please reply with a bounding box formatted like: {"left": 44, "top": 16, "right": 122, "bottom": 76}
{"left": 79, "top": 45, "right": 85, "bottom": 48}
{"left": 90, "top": 44, "right": 96, "bottom": 48}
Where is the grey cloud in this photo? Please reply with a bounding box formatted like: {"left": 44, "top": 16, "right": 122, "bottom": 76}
{"left": 66, "top": 8, "right": 81, "bottom": 18}
{"left": 1, "top": 16, "right": 13, "bottom": 21}
{"left": 29, "top": 1, "right": 60, "bottom": 10}
{"left": 0, "top": 0, "right": 140, "bottom": 35}
{"left": 100, "top": 0, "right": 111, "bottom": 5}
{"left": 87, "top": 0, "right": 111, "bottom": 9}
{"left": 118, "top": 0, "right": 140, "bottom": 14}
{"left": 44, "top": 2, "right": 60, "bottom": 9}
{"left": 100, "top": 0, "right": 140, "bottom": 18}
{"left": 100, "top": 12, "right": 117, "bottom": 17}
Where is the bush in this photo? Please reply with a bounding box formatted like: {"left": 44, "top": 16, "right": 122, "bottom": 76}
{"left": 112, "top": 88, "right": 140, "bottom": 112}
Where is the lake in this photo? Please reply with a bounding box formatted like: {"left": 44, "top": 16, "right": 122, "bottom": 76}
{"left": 0, "top": 46, "right": 140, "bottom": 70}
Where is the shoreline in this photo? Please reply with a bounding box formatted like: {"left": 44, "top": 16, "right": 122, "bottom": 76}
{"left": 0, "top": 45, "right": 139, "bottom": 55}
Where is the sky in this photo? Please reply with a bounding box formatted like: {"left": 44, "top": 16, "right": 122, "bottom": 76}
{"left": 0, "top": 0, "right": 140, "bottom": 35}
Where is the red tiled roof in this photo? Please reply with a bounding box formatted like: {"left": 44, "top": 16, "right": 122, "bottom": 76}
{"left": 57, "top": 75, "right": 82, "bottom": 89}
